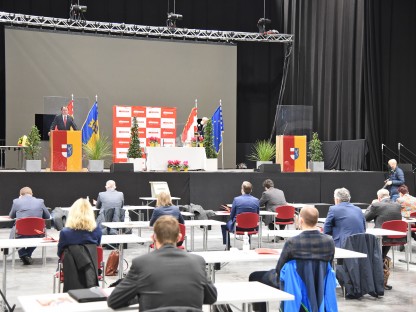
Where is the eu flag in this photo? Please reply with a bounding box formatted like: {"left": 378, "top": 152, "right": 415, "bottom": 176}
{"left": 212, "top": 104, "right": 224, "bottom": 153}
{"left": 82, "top": 102, "right": 99, "bottom": 148}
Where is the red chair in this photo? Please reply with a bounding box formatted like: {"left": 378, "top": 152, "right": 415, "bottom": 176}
{"left": 13, "top": 217, "right": 46, "bottom": 265}
{"left": 381, "top": 220, "right": 407, "bottom": 268}
{"left": 149, "top": 223, "right": 187, "bottom": 251}
{"left": 227, "top": 212, "right": 259, "bottom": 249}
{"left": 274, "top": 205, "right": 296, "bottom": 230}
{"left": 53, "top": 245, "right": 105, "bottom": 293}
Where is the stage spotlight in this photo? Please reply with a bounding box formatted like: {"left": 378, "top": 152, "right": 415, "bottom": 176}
{"left": 70, "top": 1, "right": 87, "bottom": 21}
{"left": 257, "top": 18, "right": 271, "bottom": 34}
{"left": 166, "top": 12, "right": 182, "bottom": 28}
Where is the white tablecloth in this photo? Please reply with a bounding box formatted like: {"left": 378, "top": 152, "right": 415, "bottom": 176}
{"left": 146, "top": 147, "right": 206, "bottom": 171}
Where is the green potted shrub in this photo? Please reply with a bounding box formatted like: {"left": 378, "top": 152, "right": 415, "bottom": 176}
{"left": 247, "top": 140, "right": 276, "bottom": 169}
{"left": 127, "top": 117, "right": 145, "bottom": 171}
{"left": 308, "top": 132, "right": 324, "bottom": 172}
{"left": 24, "top": 125, "right": 42, "bottom": 172}
{"left": 83, "top": 136, "right": 112, "bottom": 172}
{"left": 204, "top": 119, "right": 218, "bottom": 171}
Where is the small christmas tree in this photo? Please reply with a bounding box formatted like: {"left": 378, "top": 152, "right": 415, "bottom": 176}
{"left": 204, "top": 119, "right": 217, "bottom": 159}
{"left": 127, "top": 117, "right": 142, "bottom": 159}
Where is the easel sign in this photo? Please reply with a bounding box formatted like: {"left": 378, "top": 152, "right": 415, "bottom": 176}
{"left": 150, "top": 181, "right": 171, "bottom": 198}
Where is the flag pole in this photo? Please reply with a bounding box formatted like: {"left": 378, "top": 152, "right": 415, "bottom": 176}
{"left": 96, "top": 94, "right": 98, "bottom": 102}
{"left": 220, "top": 99, "right": 224, "bottom": 170}
{"left": 71, "top": 94, "right": 74, "bottom": 101}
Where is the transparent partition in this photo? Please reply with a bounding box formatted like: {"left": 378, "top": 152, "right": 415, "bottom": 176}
{"left": 275, "top": 105, "right": 313, "bottom": 141}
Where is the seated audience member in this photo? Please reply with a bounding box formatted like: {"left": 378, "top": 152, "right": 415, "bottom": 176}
{"left": 259, "top": 178, "right": 288, "bottom": 230}
{"left": 107, "top": 216, "right": 217, "bottom": 310}
{"left": 324, "top": 187, "right": 366, "bottom": 248}
{"left": 365, "top": 189, "right": 402, "bottom": 290}
{"left": 149, "top": 192, "right": 185, "bottom": 226}
{"left": 95, "top": 180, "right": 124, "bottom": 234}
{"left": 221, "top": 181, "right": 260, "bottom": 249}
{"left": 57, "top": 198, "right": 102, "bottom": 258}
{"left": 384, "top": 159, "right": 405, "bottom": 202}
{"left": 249, "top": 206, "right": 335, "bottom": 312}
{"left": 397, "top": 184, "right": 416, "bottom": 218}
{"left": 9, "top": 186, "right": 51, "bottom": 265}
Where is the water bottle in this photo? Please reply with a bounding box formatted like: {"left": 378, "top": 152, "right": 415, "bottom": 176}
{"left": 243, "top": 232, "right": 250, "bottom": 251}
{"left": 124, "top": 209, "right": 130, "bottom": 222}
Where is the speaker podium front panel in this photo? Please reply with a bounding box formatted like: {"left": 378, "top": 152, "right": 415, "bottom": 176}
{"left": 50, "top": 130, "right": 82, "bottom": 172}
{"left": 276, "top": 135, "right": 307, "bottom": 172}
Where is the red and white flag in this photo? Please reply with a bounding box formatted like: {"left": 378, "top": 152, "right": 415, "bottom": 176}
{"left": 67, "top": 99, "right": 74, "bottom": 117}
{"left": 181, "top": 107, "right": 197, "bottom": 143}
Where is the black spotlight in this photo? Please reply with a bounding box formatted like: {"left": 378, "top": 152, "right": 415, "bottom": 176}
{"left": 166, "top": 12, "right": 182, "bottom": 28}
{"left": 257, "top": 18, "right": 271, "bottom": 34}
{"left": 70, "top": 1, "right": 87, "bottom": 21}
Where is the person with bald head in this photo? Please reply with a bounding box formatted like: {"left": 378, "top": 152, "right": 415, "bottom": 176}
{"left": 249, "top": 206, "right": 335, "bottom": 312}
{"left": 221, "top": 181, "right": 259, "bottom": 250}
{"left": 384, "top": 159, "right": 405, "bottom": 201}
{"left": 9, "top": 186, "right": 51, "bottom": 265}
{"left": 95, "top": 180, "right": 124, "bottom": 235}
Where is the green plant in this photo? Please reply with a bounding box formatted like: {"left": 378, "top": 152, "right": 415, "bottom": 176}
{"left": 24, "top": 125, "right": 41, "bottom": 160}
{"left": 127, "top": 117, "right": 142, "bottom": 158}
{"left": 83, "top": 136, "right": 111, "bottom": 160}
{"left": 308, "top": 132, "right": 324, "bottom": 162}
{"left": 204, "top": 119, "right": 217, "bottom": 159}
{"left": 248, "top": 140, "right": 276, "bottom": 161}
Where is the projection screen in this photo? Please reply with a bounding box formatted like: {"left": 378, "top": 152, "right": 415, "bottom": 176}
{"left": 5, "top": 27, "right": 236, "bottom": 169}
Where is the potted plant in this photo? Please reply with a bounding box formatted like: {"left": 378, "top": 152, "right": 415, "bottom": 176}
{"left": 167, "top": 160, "right": 181, "bottom": 171}
{"left": 191, "top": 137, "right": 197, "bottom": 147}
{"left": 247, "top": 140, "right": 276, "bottom": 169}
{"left": 308, "top": 132, "right": 324, "bottom": 172}
{"left": 83, "top": 136, "right": 111, "bottom": 172}
{"left": 127, "top": 117, "right": 145, "bottom": 171}
{"left": 181, "top": 160, "right": 189, "bottom": 172}
{"left": 204, "top": 119, "right": 218, "bottom": 171}
{"left": 24, "top": 125, "right": 42, "bottom": 172}
{"left": 149, "top": 136, "right": 160, "bottom": 147}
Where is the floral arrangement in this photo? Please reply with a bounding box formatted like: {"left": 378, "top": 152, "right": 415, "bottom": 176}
{"left": 149, "top": 136, "right": 159, "bottom": 144}
{"left": 191, "top": 137, "right": 197, "bottom": 143}
{"left": 182, "top": 161, "right": 189, "bottom": 170}
{"left": 167, "top": 160, "right": 181, "bottom": 169}
{"left": 17, "top": 135, "right": 27, "bottom": 147}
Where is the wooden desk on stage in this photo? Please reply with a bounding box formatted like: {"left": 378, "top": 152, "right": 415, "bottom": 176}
{"left": 146, "top": 146, "right": 206, "bottom": 171}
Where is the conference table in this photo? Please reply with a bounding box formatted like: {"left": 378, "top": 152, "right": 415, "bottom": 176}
{"left": 215, "top": 210, "right": 278, "bottom": 247}
{"left": 17, "top": 281, "right": 294, "bottom": 312}
{"left": 102, "top": 219, "right": 226, "bottom": 252}
{"left": 146, "top": 146, "right": 206, "bottom": 171}
{"left": 192, "top": 247, "right": 367, "bottom": 282}
{"left": 0, "top": 235, "right": 150, "bottom": 298}
{"left": 123, "top": 205, "right": 194, "bottom": 221}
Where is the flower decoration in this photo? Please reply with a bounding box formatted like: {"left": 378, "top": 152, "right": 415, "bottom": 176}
{"left": 168, "top": 160, "right": 181, "bottom": 169}
{"left": 149, "top": 136, "right": 159, "bottom": 144}
{"left": 182, "top": 161, "right": 189, "bottom": 170}
{"left": 191, "top": 137, "right": 197, "bottom": 143}
{"left": 17, "top": 135, "right": 27, "bottom": 147}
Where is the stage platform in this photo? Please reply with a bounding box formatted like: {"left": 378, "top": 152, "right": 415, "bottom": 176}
{"left": 0, "top": 170, "right": 414, "bottom": 218}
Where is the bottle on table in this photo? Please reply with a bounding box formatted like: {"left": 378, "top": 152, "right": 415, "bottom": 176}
{"left": 243, "top": 232, "right": 250, "bottom": 251}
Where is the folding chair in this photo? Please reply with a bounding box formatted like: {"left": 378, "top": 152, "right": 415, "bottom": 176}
{"left": 13, "top": 217, "right": 46, "bottom": 265}
{"left": 382, "top": 220, "right": 407, "bottom": 268}
{"left": 226, "top": 212, "right": 259, "bottom": 249}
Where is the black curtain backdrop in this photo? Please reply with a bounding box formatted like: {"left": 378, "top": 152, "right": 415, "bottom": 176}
{"left": 0, "top": 0, "right": 416, "bottom": 171}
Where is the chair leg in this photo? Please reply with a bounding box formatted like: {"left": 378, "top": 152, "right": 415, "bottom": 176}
{"left": 101, "top": 260, "right": 105, "bottom": 288}
{"left": 392, "top": 247, "right": 395, "bottom": 268}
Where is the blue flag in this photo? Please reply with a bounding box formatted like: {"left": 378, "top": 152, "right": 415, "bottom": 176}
{"left": 211, "top": 104, "right": 224, "bottom": 153}
{"left": 82, "top": 102, "right": 99, "bottom": 147}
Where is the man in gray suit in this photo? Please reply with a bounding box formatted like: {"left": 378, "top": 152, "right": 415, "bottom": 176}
{"left": 107, "top": 215, "right": 217, "bottom": 310}
{"left": 259, "top": 179, "right": 287, "bottom": 229}
{"left": 9, "top": 187, "right": 51, "bottom": 265}
{"left": 95, "top": 180, "right": 124, "bottom": 235}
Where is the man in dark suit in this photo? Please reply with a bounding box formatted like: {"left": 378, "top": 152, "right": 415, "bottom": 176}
{"left": 324, "top": 187, "right": 366, "bottom": 248}
{"left": 107, "top": 216, "right": 217, "bottom": 310}
{"left": 9, "top": 186, "right": 51, "bottom": 265}
{"left": 249, "top": 206, "right": 335, "bottom": 312}
{"left": 49, "top": 106, "right": 78, "bottom": 133}
{"left": 221, "top": 181, "right": 260, "bottom": 249}
{"left": 259, "top": 178, "right": 287, "bottom": 230}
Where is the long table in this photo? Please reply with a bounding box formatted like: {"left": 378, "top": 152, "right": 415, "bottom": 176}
{"left": 146, "top": 146, "right": 207, "bottom": 171}
{"left": 17, "top": 281, "right": 294, "bottom": 312}
{"left": 0, "top": 235, "right": 149, "bottom": 299}
{"left": 192, "top": 247, "right": 367, "bottom": 281}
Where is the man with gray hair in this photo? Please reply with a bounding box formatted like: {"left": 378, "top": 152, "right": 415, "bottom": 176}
{"left": 324, "top": 187, "right": 366, "bottom": 248}
{"left": 384, "top": 159, "right": 405, "bottom": 201}
{"left": 95, "top": 180, "right": 124, "bottom": 235}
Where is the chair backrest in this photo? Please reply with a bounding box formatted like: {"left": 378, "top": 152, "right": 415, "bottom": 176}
{"left": 236, "top": 212, "right": 259, "bottom": 229}
{"left": 15, "top": 217, "right": 46, "bottom": 236}
{"left": 96, "top": 245, "right": 104, "bottom": 264}
{"left": 178, "top": 223, "right": 186, "bottom": 244}
{"left": 381, "top": 220, "right": 407, "bottom": 238}
{"left": 410, "top": 211, "right": 416, "bottom": 218}
{"left": 275, "top": 205, "right": 295, "bottom": 219}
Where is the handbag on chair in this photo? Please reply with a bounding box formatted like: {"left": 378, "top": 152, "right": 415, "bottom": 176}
{"left": 105, "top": 250, "right": 119, "bottom": 276}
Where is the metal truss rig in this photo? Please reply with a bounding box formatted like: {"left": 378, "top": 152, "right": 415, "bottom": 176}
{"left": 0, "top": 11, "right": 293, "bottom": 44}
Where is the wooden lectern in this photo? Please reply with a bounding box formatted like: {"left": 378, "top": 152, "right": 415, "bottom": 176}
{"left": 50, "top": 130, "right": 82, "bottom": 171}
{"left": 276, "top": 135, "right": 307, "bottom": 172}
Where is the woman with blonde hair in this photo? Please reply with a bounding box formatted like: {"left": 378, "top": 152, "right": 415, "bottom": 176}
{"left": 57, "top": 198, "right": 102, "bottom": 257}
{"left": 149, "top": 192, "right": 185, "bottom": 226}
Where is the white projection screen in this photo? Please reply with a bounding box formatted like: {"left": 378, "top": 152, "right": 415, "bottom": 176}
{"left": 5, "top": 27, "right": 236, "bottom": 168}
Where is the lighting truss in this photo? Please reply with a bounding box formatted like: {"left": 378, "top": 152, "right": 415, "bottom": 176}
{"left": 0, "top": 11, "right": 293, "bottom": 44}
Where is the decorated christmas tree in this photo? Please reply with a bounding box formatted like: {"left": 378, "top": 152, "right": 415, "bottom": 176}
{"left": 127, "top": 117, "right": 142, "bottom": 158}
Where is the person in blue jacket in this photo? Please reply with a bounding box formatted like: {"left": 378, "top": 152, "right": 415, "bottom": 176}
{"left": 385, "top": 159, "right": 405, "bottom": 202}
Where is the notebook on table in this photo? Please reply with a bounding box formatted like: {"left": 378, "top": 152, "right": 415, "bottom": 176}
{"left": 68, "top": 287, "right": 108, "bottom": 303}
